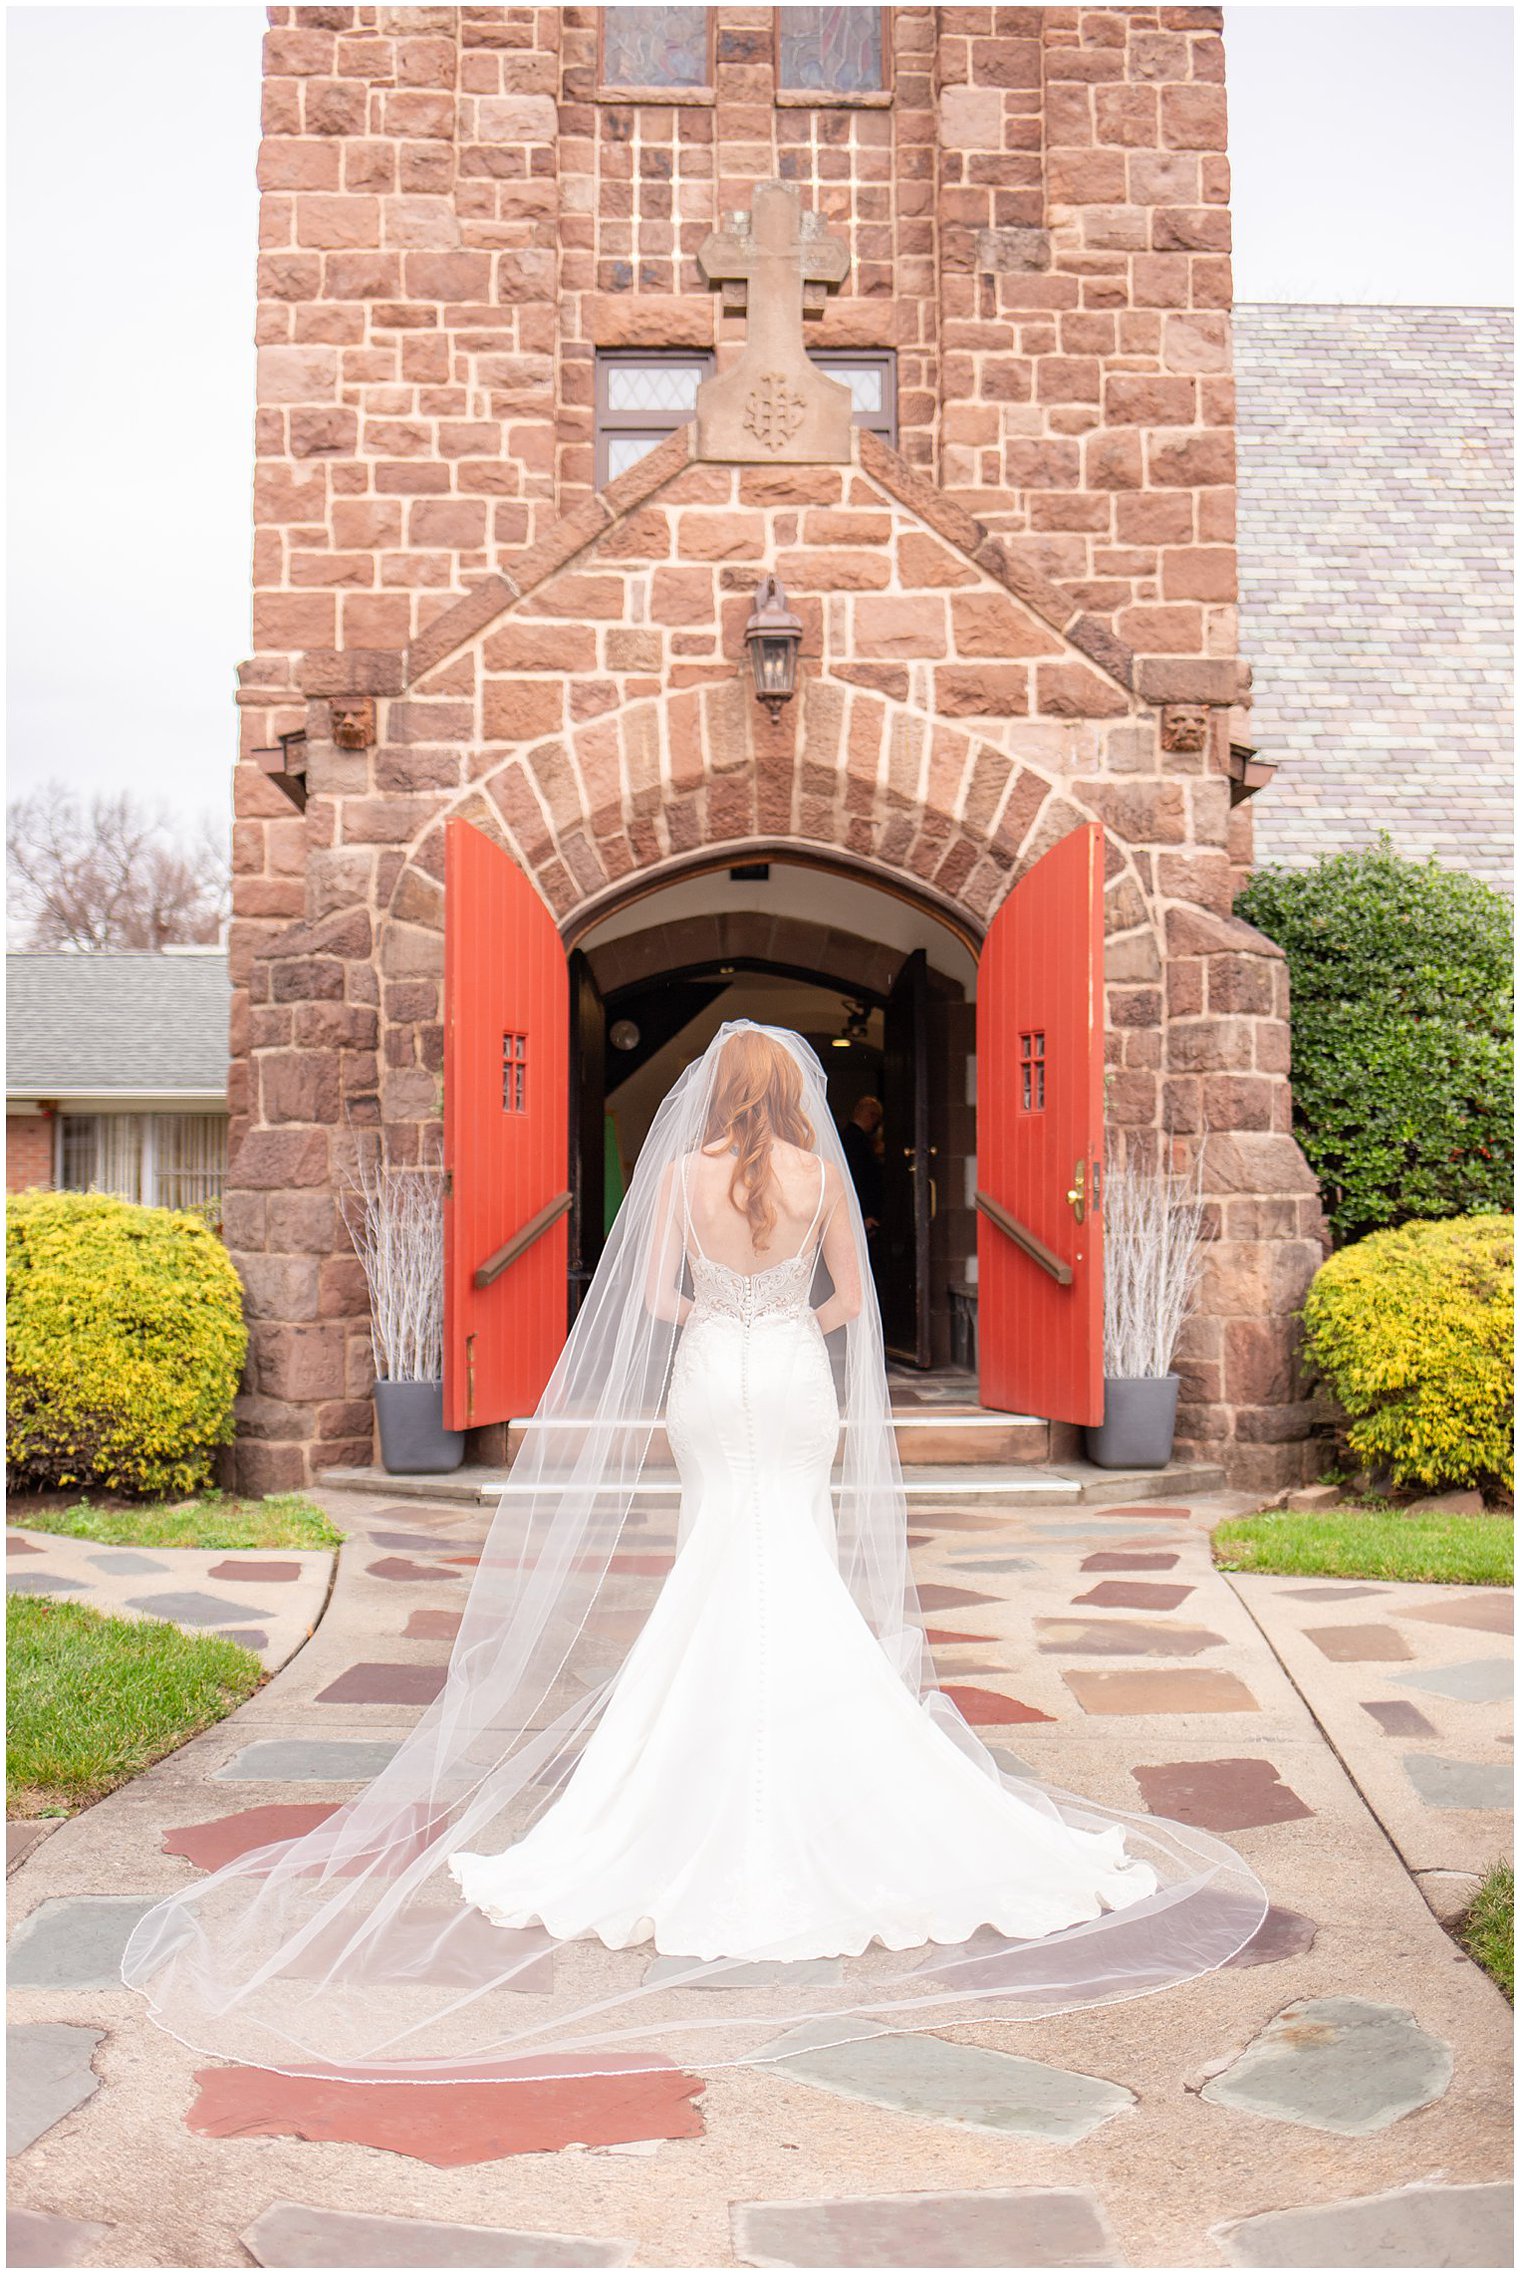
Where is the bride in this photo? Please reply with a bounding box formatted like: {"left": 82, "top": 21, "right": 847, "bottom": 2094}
{"left": 123, "top": 1021, "right": 1265, "bottom": 2082}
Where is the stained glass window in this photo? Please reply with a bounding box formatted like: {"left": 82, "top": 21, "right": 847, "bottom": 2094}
{"left": 601, "top": 7, "right": 711, "bottom": 90}
{"left": 778, "top": 8, "right": 886, "bottom": 94}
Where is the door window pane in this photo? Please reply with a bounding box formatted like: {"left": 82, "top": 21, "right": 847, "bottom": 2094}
{"left": 601, "top": 7, "right": 710, "bottom": 89}
{"left": 503, "top": 1031, "right": 528, "bottom": 1114}
{"left": 778, "top": 8, "right": 885, "bottom": 93}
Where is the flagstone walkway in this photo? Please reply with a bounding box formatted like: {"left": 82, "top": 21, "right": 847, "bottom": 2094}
{"left": 5, "top": 1527, "right": 334, "bottom": 1675}
{"left": 7, "top": 1488, "right": 1513, "bottom": 2269}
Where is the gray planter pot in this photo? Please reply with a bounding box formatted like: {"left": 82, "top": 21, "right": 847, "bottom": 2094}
{"left": 1084, "top": 1373, "right": 1181, "bottom": 1470}
{"left": 374, "top": 1378, "right": 465, "bottom": 1475}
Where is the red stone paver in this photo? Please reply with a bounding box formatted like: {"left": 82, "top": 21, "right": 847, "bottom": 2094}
{"left": 185, "top": 2058, "right": 706, "bottom": 2165}
{"left": 161, "top": 1804, "right": 339, "bottom": 1872}
{"left": 366, "top": 1557, "right": 466, "bottom": 1584}
{"left": 1306, "top": 1624, "right": 1415, "bottom": 1663}
{"left": 1079, "top": 1551, "right": 1180, "bottom": 1572}
{"left": 1063, "top": 1668, "right": 1260, "bottom": 1715}
{"left": 315, "top": 1663, "right": 449, "bottom": 1706}
{"left": 1132, "top": 1757, "right": 1313, "bottom": 1832}
{"left": 404, "top": 1608, "right": 463, "bottom": 1642}
{"left": 941, "top": 1685, "right": 1054, "bottom": 1727}
{"left": 1072, "top": 1580, "right": 1193, "bottom": 1610}
{"left": 207, "top": 1560, "right": 303, "bottom": 1583}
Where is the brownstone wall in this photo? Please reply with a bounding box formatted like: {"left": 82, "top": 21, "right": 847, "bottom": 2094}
{"left": 231, "top": 5, "right": 1322, "bottom": 1495}
{"left": 6, "top": 1115, "right": 54, "bottom": 1194}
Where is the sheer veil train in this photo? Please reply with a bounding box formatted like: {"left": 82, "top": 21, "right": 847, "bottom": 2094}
{"left": 122, "top": 1020, "right": 1267, "bottom": 2082}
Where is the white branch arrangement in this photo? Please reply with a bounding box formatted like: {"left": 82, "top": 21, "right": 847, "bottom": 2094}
{"left": 1102, "top": 1137, "right": 1208, "bottom": 1381}
{"left": 338, "top": 1141, "right": 446, "bottom": 1385}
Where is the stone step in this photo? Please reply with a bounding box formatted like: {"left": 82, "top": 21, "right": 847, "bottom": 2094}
{"left": 317, "top": 1456, "right": 1224, "bottom": 1511}
{"left": 500, "top": 1408, "right": 1051, "bottom": 1468}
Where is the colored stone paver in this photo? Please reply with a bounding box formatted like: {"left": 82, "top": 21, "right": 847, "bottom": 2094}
{"left": 1305, "top": 1623, "right": 1414, "bottom": 1663}
{"left": 942, "top": 1685, "right": 1052, "bottom": 1726}
{"left": 187, "top": 2058, "right": 706, "bottom": 2166}
{"left": 1402, "top": 1753, "right": 1514, "bottom": 1811}
{"left": 215, "top": 1736, "right": 402, "bottom": 1781}
{"left": 732, "top": 2187, "right": 1122, "bottom": 2267}
{"left": 1214, "top": 2178, "right": 1514, "bottom": 2267}
{"left": 751, "top": 2024, "right": 1134, "bottom": 2142}
{"left": 1223, "top": 1903, "right": 1318, "bottom": 1968}
{"left": 1201, "top": 1997, "right": 1453, "bottom": 2136}
{"left": 1072, "top": 1580, "right": 1193, "bottom": 1610}
{"left": 1363, "top": 1698, "right": 1439, "bottom": 1736}
{"left": 6, "top": 2024, "right": 103, "bottom": 2156}
{"left": 6, "top": 1822, "right": 55, "bottom": 1875}
{"left": 1036, "top": 1618, "right": 1223, "bottom": 1656}
{"left": 314, "top": 1662, "right": 448, "bottom": 1706}
{"left": 1396, "top": 1657, "right": 1513, "bottom": 1703}
{"left": 1132, "top": 1757, "right": 1312, "bottom": 1831}
{"left": 241, "top": 2201, "right": 635, "bottom": 2268}
{"left": 161, "top": 1803, "right": 339, "bottom": 1871}
{"left": 4, "top": 1526, "right": 332, "bottom": 1672}
{"left": 1063, "top": 1667, "right": 1260, "bottom": 1715}
{"left": 6, "top": 2206, "right": 115, "bottom": 2268}
{"left": 8, "top": 1898, "right": 157, "bottom": 1992}
{"left": 1079, "top": 1550, "right": 1179, "bottom": 1571}
{"left": 1402, "top": 1593, "right": 1514, "bottom": 1635}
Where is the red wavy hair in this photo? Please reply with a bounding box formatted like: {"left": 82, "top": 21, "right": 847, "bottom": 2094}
{"left": 701, "top": 1029, "right": 815, "bottom": 1250}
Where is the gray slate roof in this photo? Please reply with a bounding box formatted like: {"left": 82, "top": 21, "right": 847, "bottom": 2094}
{"left": 1235, "top": 304, "right": 1513, "bottom": 889}
{"left": 6, "top": 952, "right": 230, "bottom": 1097}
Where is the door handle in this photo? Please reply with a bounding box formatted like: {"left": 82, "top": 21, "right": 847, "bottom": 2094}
{"left": 1066, "top": 1159, "right": 1086, "bottom": 1223}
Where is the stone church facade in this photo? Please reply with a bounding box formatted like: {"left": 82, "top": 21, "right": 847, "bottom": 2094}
{"left": 230, "top": 4, "right": 1325, "bottom": 1495}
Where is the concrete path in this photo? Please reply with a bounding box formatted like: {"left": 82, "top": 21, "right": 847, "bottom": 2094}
{"left": 7, "top": 1489, "right": 1512, "bottom": 2269}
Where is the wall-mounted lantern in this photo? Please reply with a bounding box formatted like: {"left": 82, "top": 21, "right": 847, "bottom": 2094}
{"left": 744, "top": 574, "right": 804, "bottom": 721}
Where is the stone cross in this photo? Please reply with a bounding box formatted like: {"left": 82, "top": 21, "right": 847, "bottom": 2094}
{"left": 696, "top": 181, "right": 853, "bottom": 464}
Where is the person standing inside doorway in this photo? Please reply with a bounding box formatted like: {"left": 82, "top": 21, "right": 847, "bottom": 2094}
{"left": 841, "top": 1094, "right": 884, "bottom": 1262}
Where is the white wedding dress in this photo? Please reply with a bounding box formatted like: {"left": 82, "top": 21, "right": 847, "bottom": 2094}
{"left": 448, "top": 1152, "right": 1158, "bottom": 1962}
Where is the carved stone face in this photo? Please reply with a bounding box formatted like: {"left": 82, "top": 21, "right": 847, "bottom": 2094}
{"left": 1160, "top": 703, "right": 1212, "bottom": 754}
{"left": 330, "top": 698, "right": 374, "bottom": 751}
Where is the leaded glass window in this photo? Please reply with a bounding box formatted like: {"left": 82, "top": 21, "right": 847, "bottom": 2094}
{"left": 593, "top": 350, "right": 895, "bottom": 487}
{"left": 600, "top": 7, "right": 711, "bottom": 91}
{"left": 595, "top": 352, "right": 715, "bottom": 486}
{"left": 777, "top": 8, "right": 886, "bottom": 94}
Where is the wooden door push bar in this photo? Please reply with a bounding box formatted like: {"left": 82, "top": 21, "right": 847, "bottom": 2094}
{"left": 974, "top": 1189, "right": 1074, "bottom": 1288}
{"left": 475, "top": 1190, "right": 572, "bottom": 1289}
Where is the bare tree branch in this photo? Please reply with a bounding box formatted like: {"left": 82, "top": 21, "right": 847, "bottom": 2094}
{"left": 6, "top": 783, "right": 230, "bottom": 951}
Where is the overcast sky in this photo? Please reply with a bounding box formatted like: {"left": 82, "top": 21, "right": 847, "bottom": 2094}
{"left": 5, "top": 4, "right": 1513, "bottom": 833}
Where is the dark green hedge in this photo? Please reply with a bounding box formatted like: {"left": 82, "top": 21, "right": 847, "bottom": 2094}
{"left": 1236, "top": 838, "right": 1513, "bottom": 1244}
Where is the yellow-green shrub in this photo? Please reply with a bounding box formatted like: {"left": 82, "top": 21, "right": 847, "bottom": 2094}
{"left": 7, "top": 1191, "right": 248, "bottom": 1498}
{"left": 1302, "top": 1215, "right": 1513, "bottom": 1492}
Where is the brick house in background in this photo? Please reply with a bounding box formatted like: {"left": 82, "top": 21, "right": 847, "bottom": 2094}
{"left": 6, "top": 952, "right": 230, "bottom": 1206}
{"left": 230, "top": 4, "right": 1331, "bottom": 1497}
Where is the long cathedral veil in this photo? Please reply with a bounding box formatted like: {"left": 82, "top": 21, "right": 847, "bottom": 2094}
{"left": 122, "top": 1021, "right": 1266, "bottom": 2082}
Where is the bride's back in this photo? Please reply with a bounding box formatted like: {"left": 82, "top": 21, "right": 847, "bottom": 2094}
{"left": 683, "top": 1139, "right": 825, "bottom": 1273}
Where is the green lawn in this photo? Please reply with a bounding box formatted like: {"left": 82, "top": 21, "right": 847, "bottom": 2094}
{"left": 1459, "top": 1861, "right": 1514, "bottom": 2001}
{"left": 9, "top": 1489, "right": 344, "bottom": 1553}
{"left": 1213, "top": 1505, "right": 1513, "bottom": 1588}
{"left": 7, "top": 1594, "right": 264, "bottom": 1818}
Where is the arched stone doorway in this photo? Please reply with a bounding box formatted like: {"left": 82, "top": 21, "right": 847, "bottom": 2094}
{"left": 566, "top": 856, "right": 979, "bottom": 1370}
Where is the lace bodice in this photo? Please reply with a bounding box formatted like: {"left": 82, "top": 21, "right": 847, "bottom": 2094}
{"left": 681, "top": 1152, "right": 828, "bottom": 1327}
{"left": 688, "top": 1246, "right": 820, "bottom": 1325}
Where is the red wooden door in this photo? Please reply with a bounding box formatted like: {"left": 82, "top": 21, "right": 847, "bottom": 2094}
{"left": 443, "top": 819, "right": 570, "bottom": 1431}
{"left": 976, "top": 822, "right": 1105, "bottom": 1426}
